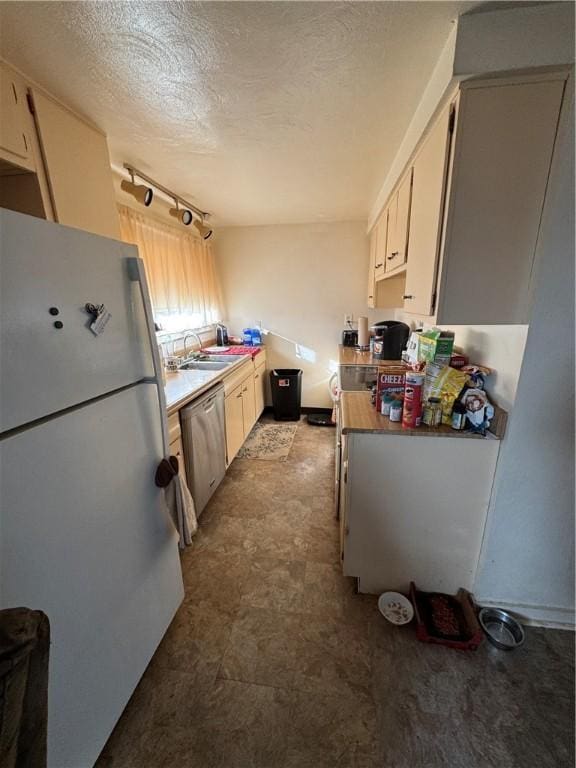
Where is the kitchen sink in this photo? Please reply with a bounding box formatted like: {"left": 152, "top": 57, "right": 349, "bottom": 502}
{"left": 179, "top": 354, "right": 248, "bottom": 371}
{"left": 179, "top": 361, "right": 230, "bottom": 371}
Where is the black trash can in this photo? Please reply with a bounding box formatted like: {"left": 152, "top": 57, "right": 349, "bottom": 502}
{"left": 270, "top": 369, "right": 302, "bottom": 421}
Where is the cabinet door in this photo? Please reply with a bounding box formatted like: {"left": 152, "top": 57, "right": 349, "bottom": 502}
{"left": 437, "top": 78, "right": 565, "bottom": 324}
{"left": 169, "top": 434, "right": 187, "bottom": 486}
{"left": 403, "top": 105, "right": 452, "bottom": 315}
{"left": 0, "top": 64, "right": 34, "bottom": 169}
{"left": 385, "top": 193, "right": 398, "bottom": 267}
{"left": 29, "top": 89, "right": 120, "bottom": 239}
{"left": 374, "top": 212, "right": 388, "bottom": 280}
{"left": 225, "top": 384, "right": 244, "bottom": 465}
{"left": 254, "top": 363, "right": 266, "bottom": 418}
{"left": 386, "top": 170, "right": 412, "bottom": 272}
{"left": 241, "top": 374, "right": 256, "bottom": 437}
{"left": 367, "top": 225, "right": 377, "bottom": 307}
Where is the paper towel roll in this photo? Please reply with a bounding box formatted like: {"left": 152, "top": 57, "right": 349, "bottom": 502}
{"left": 357, "top": 316, "right": 369, "bottom": 347}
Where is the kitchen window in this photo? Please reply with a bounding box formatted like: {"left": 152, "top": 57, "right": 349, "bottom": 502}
{"left": 118, "top": 204, "right": 224, "bottom": 331}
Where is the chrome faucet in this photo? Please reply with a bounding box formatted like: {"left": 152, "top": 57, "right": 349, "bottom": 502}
{"left": 183, "top": 330, "right": 203, "bottom": 358}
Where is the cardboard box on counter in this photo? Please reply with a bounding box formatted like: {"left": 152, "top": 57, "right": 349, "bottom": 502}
{"left": 376, "top": 364, "right": 407, "bottom": 412}
{"left": 418, "top": 331, "right": 455, "bottom": 365}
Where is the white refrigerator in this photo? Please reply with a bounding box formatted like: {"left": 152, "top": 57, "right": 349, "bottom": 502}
{"left": 0, "top": 209, "right": 184, "bottom": 767}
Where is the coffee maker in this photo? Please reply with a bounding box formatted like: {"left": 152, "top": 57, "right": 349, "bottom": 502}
{"left": 371, "top": 321, "right": 410, "bottom": 360}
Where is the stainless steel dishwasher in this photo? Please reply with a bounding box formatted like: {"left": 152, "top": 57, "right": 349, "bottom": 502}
{"left": 180, "top": 383, "right": 226, "bottom": 517}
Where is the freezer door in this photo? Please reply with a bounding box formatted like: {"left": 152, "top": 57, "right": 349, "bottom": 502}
{"left": 0, "top": 383, "right": 184, "bottom": 768}
{"left": 0, "top": 208, "right": 153, "bottom": 433}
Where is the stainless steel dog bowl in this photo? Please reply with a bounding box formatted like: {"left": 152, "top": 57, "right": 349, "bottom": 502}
{"left": 478, "top": 607, "right": 525, "bottom": 650}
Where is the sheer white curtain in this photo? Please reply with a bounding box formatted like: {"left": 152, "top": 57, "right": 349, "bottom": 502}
{"left": 118, "top": 204, "right": 224, "bottom": 331}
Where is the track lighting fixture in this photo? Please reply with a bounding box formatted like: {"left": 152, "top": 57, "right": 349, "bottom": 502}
{"left": 169, "top": 201, "right": 193, "bottom": 226}
{"left": 193, "top": 219, "right": 213, "bottom": 240}
{"left": 121, "top": 171, "right": 153, "bottom": 207}
{"left": 122, "top": 163, "right": 212, "bottom": 234}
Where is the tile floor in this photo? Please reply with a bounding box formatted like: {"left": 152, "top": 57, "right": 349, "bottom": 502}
{"left": 97, "top": 416, "right": 574, "bottom": 768}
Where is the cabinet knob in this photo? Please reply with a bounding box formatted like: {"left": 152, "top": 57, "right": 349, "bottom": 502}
{"left": 402, "top": 294, "right": 414, "bottom": 300}
{"left": 375, "top": 263, "right": 383, "bottom": 268}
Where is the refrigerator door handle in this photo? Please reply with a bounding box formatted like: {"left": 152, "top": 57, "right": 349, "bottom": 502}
{"left": 129, "top": 256, "right": 170, "bottom": 458}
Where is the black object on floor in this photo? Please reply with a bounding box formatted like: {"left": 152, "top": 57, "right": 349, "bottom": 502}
{"left": 306, "top": 413, "right": 335, "bottom": 427}
{"left": 270, "top": 369, "right": 303, "bottom": 421}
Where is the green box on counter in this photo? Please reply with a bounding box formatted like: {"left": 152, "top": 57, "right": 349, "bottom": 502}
{"left": 418, "top": 333, "right": 455, "bottom": 364}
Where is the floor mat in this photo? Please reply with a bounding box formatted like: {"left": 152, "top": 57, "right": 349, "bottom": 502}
{"left": 237, "top": 421, "right": 298, "bottom": 461}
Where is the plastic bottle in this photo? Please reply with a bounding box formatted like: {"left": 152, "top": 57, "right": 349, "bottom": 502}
{"left": 242, "top": 328, "right": 253, "bottom": 346}
{"left": 251, "top": 326, "right": 262, "bottom": 346}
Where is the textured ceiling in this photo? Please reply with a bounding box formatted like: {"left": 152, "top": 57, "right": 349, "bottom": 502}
{"left": 0, "top": 1, "right": 480, "bottom": 225}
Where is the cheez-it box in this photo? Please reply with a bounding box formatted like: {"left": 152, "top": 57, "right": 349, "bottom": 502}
{"left": 376, "top": 364, "right": 407, "bottom": 412}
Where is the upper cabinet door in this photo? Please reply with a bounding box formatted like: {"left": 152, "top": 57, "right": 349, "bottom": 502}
{"left": 0, "top": 64, "right": 34, "bottom": 169}
{"left": 367, "top": 224, "right": 377, "bottom": 307}
{"left": 436, "top": 77, "right": 565, "bottom": 324}
{"left": 386, "top": 169, "right": 412, "bottom": 273}
{"left": 30, "top": 90, "right": 120, "bottom": 239}
{"left": 403, "top": 105, "right": 453, "bottom": 315}
{"left": 374, "top": 211, "right": 388, "bottom": 279}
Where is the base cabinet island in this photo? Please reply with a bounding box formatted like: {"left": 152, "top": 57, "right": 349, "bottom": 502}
{"left": 338, "top": 391, "right": 500, "bottom": 596}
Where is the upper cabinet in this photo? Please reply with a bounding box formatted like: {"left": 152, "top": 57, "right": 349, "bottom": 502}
{"left": 0, "top": 60, "right": 119, "bottom": 240}
{"left": 368, "top": 70, "right": 568, "bottom": 324}
{"left": 385, "top": 169, "right": 412, "bottom": 274}
{"left": 0, "top": 66, "right": 34, "bottom": 170}
{"left": 402, "top": 105, "right": 453, "bottom": 316}
{"left": 435, "top": 76, "right": 565, "bottom": 324}
{"left": 29, "top": 90, "right": 120, "bottom": 240}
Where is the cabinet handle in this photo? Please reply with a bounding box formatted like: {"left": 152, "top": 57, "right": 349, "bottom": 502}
{"left": 375, "top": 262, "right": 383, "bottom": 268}
{"left": 255, "top": 373, "right": 260, "bottom": 379}
{"left": 402, "top": 294, "right": 414, "bottom": 300}
{"left": 368, "top": 295, "right": 373, "bottom": 299}
{"left": 243, "top": 387, "right": 248, "bottom": 393}
{"left": 236, "top": 393, "right": 242, "bottom": 399}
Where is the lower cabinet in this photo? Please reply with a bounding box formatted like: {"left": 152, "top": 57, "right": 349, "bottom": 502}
{"left": 224, "top": 369, "right": 259, "bottom": 465}
{"left": 254, "top": 361, "right": 266, "bottom": 418}
{"left": 225, "top": 383, "right": 245, "bottom": 464}
{"left": 340, "top": 430, "right": 499, "bottom": 595}
{"left": 167, "top": 411, "right": 187, "bottom": 485}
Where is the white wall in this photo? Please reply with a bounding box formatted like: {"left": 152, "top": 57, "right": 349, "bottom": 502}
{"left": 215, "top": 222, "right": 385, "bottom": 408}
{"left": 396, "top": 310, "right": 529, "bottom": 413}
{"left": 473, "top": 83, "right": 575, "bottom": 627}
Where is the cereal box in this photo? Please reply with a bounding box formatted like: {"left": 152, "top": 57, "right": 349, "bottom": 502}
{"left": 376, "top": 365, "right": 407, "bottom": 412}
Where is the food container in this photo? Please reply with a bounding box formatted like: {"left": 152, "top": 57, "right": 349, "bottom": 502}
{"left": 410, "top": 582, "right": 483, "bottom": 651}
{"left": 478, "top": 608, "right": 525, "bottom": 650}
{"left": 381, "top": 393, "right": 394, "bottom": 416}
{"left": 422, "top": 397, "right": 442, "bottom": 427}
{"left": 375, "top": 364, "right": 406, "bottom": 412}
{"left": 402, "top": 372, "right": 424, "bottom": 429}
{"left": 378, "top": 592, "right": 414, "bottom": 625}
{"left": 389, "top": 399, "right": 403, "bottom": 422}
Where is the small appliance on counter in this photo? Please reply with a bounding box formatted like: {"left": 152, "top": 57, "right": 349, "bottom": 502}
{"left": 216, "top": 323, "right": 229, "bottom": 346}
{"left": 341, "top": 328, "right": 358, "bottom": 347}
{"left": 371, "top": 320, "right": 410, "bottom": 360}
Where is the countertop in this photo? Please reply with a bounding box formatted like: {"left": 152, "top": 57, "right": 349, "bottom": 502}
{"left": 338, "top": 345, "right": 403, "bottom": 367}
{"left": 164, "top": 355, "right": 252, "bottom": 415}
{"left": 340, "top": 391, "right": 499, "bottom": 439}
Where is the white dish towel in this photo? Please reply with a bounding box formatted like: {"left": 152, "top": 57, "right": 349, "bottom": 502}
{"left": 166, "top": 474, "right": 197, "bottom": 548}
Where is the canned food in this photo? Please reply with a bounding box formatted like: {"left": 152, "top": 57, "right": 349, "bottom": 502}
{"left": 422, "top": 397, "right": 442, "bottom": 427}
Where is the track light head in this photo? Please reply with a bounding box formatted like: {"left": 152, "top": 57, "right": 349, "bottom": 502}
{"left": 121, "top": 178, "right": 153, "bottom": 207}
{"left": 194, "top": 219, "right": 213, "bottom": 240}
{"left": 169, "top": 204, "right": 194, "bottom": 226}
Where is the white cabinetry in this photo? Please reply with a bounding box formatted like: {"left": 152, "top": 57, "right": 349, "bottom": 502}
{"left": 341, "top": 430, "right": 499, "bottom": 595}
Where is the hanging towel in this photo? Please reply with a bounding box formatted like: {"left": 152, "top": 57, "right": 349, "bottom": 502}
{"left": 157, "top": 457, "right": 198, "bottom": 549}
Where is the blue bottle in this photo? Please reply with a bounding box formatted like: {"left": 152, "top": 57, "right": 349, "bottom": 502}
{"left": 251, "top": 326, "right": 262, "bottom": 346}
{"left": 242, "top": 328, "right": 253, "bottom": 346}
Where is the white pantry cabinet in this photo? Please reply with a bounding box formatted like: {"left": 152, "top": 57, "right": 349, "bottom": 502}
{"left": 385, "top": 169, "right": 412, "bottom": 274}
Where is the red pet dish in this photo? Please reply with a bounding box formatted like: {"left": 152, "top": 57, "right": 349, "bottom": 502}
{"left": 409, "top": 582, "right": 483, "bottom": 651}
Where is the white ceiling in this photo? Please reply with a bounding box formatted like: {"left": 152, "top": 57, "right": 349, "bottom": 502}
{"left": 0, "top": 1, "right": 481, "bottom": 226}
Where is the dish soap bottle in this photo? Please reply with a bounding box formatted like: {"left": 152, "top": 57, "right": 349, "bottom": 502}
{"left": 242, "top": 328, "right": 253, "bottom": 347}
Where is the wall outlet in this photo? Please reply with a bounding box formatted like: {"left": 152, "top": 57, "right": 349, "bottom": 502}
{"left": 344, "top": 313, "right": 353, "bottom": 325}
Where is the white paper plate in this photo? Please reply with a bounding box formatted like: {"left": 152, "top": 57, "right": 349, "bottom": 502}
{"left": 203, "top": 345, "right": 230, "bottom": 352}
{"left": 378, "top": 592, "right": 414, "bottom": 625}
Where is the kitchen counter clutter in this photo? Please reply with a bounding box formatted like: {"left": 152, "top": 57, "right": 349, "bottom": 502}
{"left": 336, "top": 330, "right": 506, "bottom": 598}
{"left": 340, "top": 391, "right": 499, "bottom": 439}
